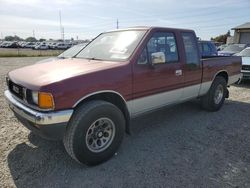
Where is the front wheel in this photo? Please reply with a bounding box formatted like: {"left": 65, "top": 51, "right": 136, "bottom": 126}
{"left": 63, "top": 100, "right": 125, "bottom": 165}
{"left": 201, "top": 76, "right": 227, "bottom": 112}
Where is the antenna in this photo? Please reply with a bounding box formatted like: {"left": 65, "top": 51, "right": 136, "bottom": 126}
{"left": 116, "top": 19, "right": 119, "bottom": 29}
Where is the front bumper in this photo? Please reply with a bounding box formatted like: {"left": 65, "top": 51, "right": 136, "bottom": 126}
{"left": 4, "top": 90, "right": 73, "bottom": 140}
{"left": 241, "top": 70, "right": 250, "bottom": 80}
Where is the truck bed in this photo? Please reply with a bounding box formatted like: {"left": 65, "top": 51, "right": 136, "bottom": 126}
{"left": 201, "top": 56, "right": 242, "bottom": 84}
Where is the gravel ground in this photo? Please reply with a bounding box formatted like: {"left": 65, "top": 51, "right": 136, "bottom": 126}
{"left": 0, "top": 57, "right": 250, "bottom": 188}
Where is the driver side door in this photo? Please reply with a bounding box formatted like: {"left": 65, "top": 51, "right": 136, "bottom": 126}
{"left": 130, "top": 30, "right": 185, "bottom": 116}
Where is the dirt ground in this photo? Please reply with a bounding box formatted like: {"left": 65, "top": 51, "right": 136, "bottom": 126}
{"left": 0, "top": 57, "right": 250, "bottom": 188}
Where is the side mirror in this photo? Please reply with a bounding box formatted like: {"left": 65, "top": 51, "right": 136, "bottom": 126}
{"left": 151, "top": 52, "right": 166, "bottom": 65}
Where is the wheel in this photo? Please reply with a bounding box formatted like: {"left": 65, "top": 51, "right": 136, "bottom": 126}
{"left": 63, "top": 100, "right": 125, "bottom": 165}
{"left": 201, "top": 76, "right": 227, "bottom": 112}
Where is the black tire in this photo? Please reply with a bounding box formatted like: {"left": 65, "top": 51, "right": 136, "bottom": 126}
{"left": 63, "top": 100, "right": 125, "bottom": 165}
{"left": 201, "top": 76, "right": 227, "bottom": 112}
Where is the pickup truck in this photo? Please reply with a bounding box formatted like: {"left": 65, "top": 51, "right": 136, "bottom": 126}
{"left": 4, "top": 27, "right": 242, "bottom": 165}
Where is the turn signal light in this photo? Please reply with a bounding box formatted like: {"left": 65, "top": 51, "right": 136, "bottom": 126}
{"left": 38, "top": 92, "right": 54, "bottom": 109}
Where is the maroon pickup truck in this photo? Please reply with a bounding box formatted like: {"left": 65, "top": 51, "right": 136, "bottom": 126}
{"left": 5, "top": 27, "right": 242, "bottom": 165}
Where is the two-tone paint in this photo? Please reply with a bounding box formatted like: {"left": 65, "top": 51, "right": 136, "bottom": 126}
{"left": 7, "top": 27, "right": 242, "bottom": 119}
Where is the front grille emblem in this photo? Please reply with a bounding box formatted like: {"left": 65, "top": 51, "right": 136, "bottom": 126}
{"left": 13, "top": 85, "right": 20, "bottom": 94}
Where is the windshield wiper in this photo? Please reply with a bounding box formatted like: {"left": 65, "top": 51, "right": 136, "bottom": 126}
{"left": 85, "top": 57, "right": 104, "bottom": 61}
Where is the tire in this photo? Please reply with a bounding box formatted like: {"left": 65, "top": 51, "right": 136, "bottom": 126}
{"left": 201, "top": 76, "right": 227, "bottom": 112}
{"left": 63, "top": 100, "right": 125, "bottom": 165}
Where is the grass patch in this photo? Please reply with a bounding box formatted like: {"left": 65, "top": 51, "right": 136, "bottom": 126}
{"left": 0, "top": 48, "right": 63, "bottom": 57}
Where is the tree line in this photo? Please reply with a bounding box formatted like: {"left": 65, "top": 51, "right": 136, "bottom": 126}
{"left": 4, "top": 35, "right": 46, "bottom": 42}
{"left": 211, "top": 30, "right": 231, "bottom": 44}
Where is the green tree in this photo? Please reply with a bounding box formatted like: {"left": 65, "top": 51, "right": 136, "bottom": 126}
{"left": 25, "top": 37, "right": 37, "bottom": 42}
{"left": 39, "top": 38, "right": 46, "bottom": 42}
{"left": 4, "top": 35, "right": 23, "bottom": 41}
{"left": 211, "top": 30, "right": 231, "bottom": 44}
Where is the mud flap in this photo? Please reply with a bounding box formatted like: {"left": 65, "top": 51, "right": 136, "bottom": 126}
{"left": 225, "top": 88, "right": 229, "bottom": 98}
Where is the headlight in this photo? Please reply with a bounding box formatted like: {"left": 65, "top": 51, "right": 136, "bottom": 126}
{"left": 32, "top": 91, "right": 38, "bottom": 104}
{"left": 31, "top": 91, "right": 54, "bottom": 109}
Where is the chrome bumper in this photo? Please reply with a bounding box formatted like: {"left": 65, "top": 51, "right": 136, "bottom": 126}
{"left": 4, "top": 90, "right": 73, "bottom": 125}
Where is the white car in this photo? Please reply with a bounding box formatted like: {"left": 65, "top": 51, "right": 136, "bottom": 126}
{"left": 237, "top": 47, "right": 250, "bottom": 80}
{"left": 56, "top": 43, "right": 68, "bottom": 50}
{"left": 34, "top": 44, "right": 49, "bottom": 50}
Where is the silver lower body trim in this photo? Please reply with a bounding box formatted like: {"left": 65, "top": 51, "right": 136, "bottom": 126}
{"left": 228, "top": 73, "right": 242, "bottom": 85}
{"left": 127, "top": 74, "right": 241, "bottom": 117}
{"left": 4, "top": 90, "right": 73, "bottom": 125}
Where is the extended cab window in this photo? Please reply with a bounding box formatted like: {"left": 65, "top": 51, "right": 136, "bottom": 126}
{"left": 137, "top": 32, "right": 179, "bottom": 64}
{"left": 181, "top": 32, "right": 200, "bottom": 66}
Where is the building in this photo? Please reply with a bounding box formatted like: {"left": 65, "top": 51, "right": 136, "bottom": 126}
{"left": 232, "top": 22, "right": 250, "bottom": 44}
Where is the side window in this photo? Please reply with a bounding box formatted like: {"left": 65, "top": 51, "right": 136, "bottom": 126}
{"left": 203, "top": 43, "right": 211, "bottom": 54}
{"left": 137, "top": 32, "right": 179, "bottom": 64}
{"left": 181, "top": 32, "right": 200, "bottom": 66}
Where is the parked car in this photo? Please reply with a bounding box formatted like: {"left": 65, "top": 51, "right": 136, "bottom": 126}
{"left": 236, "top": 47, "right": 250, "bottom": 80}
{"left": 218, "top": 44, "right": 249, "bottom": 56}
{"left": 217, "top": 44, "right": 228, "bottom": 51}
{"left": 198, "top": 40, "right": 218, "bottom": 57}
{"left": 24, "top": 42, "right": 36, "bottom": 48}
{"left": 49, "top": 42, "right": 58, "bottom": 49}
{"left": 6, "top": 42, "right": 19, "bottom": 48}
{"left": 5, "top": 26, "right": 242, "bottom": 165}
{"left": 1, "top": 41, "right": 19, "bottom": 48}
{"left": 34, "top": 44, "right": 49, "bottom": 50}
{"left": 20, "top": 42, "right": 28, "bottom": 48}
{"left": 56, "top": 43, "right": 68, "bottom": 50}
{"left": 0, "top": 41, "right": 10, "bottom": 47}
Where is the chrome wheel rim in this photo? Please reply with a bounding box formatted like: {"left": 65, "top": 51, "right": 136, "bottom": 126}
{"left": 85, "top": 117, "right": 115, "bottom": 153}
{"left": 214, "top": 85, "right": 224, "bottom": 104}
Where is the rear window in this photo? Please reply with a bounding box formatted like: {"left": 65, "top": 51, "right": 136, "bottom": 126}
{"left": 181, "top": 32, "right": 200, "bottom": 66}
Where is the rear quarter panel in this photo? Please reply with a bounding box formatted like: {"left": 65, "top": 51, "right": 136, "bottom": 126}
{"left": 202, "top": 56, "right": 242, "bottom": 84}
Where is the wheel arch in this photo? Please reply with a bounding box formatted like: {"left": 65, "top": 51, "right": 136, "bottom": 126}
{"left": 73, "top": 91, "right": 131, "bottom": 134}
{"left": 213, "top": 70, "right": 229, "bottom": 84}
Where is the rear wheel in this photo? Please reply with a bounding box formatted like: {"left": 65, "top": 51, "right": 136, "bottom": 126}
{"left": 201, "top": 76, "right": 227, "bottom": 111}
{"left": 63, "top": 100, "right": 125, "bottom": 165}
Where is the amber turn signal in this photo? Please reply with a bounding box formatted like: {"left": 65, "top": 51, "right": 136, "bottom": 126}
{"left": 38, "top": 92, "right": 54, "bottom": 109}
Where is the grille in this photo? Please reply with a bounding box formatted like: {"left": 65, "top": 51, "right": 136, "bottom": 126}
{"left": 242, "top": 65, "right": 250, "bottom": 71}
{"left": 8, "top": 80, "right": 24, "bottom": 100}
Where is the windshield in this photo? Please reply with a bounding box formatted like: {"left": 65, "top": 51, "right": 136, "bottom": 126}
{"left": 58, "top": 43, "right": 87, "bottom": 58}
{"left": 223, "top": 44, "right": 246, "bottom": 53}
{"left": 76, "top": 30, "right": 146, "bottom": 61}
{"left": 238, "top": 48, "right": 250, "bottom": 57}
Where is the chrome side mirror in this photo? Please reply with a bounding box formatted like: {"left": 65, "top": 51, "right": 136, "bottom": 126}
{"left": 151, "top": 52, "right": 166, "bottom": 65}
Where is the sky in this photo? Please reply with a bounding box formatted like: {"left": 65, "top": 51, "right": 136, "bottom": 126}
{"left": 0, "top": 0, "right": 249, "bottom": 40}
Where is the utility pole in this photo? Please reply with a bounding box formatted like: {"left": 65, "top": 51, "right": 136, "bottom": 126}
{"left": 33, "top": 30, "right": 35, "bottom": 38}
{"left": 116, "top": 19, "right": 119, "bottom": 29}
{"left": 62, "top": 27, "right": 65, "bottom": 42}
{"left": 59, "top": 10, "right": 63, "bottom": 40}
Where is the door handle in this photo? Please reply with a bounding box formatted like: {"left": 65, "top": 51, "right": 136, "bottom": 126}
{"left": 175, "top": 69, "right": 182, "bottom": 76}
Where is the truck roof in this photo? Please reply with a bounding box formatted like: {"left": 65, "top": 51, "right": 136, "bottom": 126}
{"left": 106, "top": 26, "right": 194, "bottom": 33}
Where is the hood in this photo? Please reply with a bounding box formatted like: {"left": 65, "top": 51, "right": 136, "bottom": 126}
{"left": 242, "top": 57, "right": 250, "bottom": 65}
{"left": 8, "top": 58, "right": 123, "bottom": 89}
{"left": 35, "top": 57, "right": 58, "bottom": 64}
{"left": 218, "top": 51, "right": 235, "bottom": 56}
